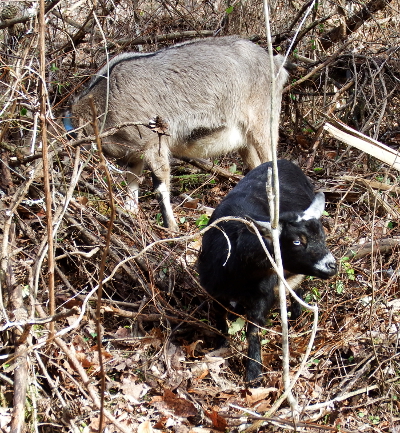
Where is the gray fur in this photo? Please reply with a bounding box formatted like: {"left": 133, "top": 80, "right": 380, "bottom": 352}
{"left": 71, "top": 36, "right": 288, "bottom": 230}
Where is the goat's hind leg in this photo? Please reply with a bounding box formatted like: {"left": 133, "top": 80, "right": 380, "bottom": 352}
{"left": 125, "top": 159, "right": 145, "bottom": 212}
{"left": 146, "top": 144, "right": 178, "bottom": 231}
{"left": 210, "top": 298, "right": 230, "bottom": 348}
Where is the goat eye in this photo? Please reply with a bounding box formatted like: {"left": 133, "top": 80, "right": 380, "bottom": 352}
{"left": 293, "top": 240, "right": 301, "bottom": 246}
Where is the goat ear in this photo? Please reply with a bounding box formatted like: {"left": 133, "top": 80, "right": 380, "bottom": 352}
{"left": 245, "top": 216, "right": 278, "bottom": 239}
{"left": 298, "top": 192, "right": 325, "bottom": 221}
{"left": 251, "top": 219, "right": 272, "bottom": 236}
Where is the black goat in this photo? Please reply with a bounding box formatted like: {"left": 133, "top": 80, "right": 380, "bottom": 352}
{"left": 197, "top": 159, "right": 337, "bottom": 382}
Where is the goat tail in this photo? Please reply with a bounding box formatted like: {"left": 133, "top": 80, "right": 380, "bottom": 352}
{"left": 62, "top": 110, "right": 78, "bottom": 140}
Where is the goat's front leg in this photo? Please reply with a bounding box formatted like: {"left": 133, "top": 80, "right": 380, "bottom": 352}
{"left": 245, "top": 288, "right": 275, "bottom": 383}
{"left": 285, "top": 274, "right": 305, "bottom": 321}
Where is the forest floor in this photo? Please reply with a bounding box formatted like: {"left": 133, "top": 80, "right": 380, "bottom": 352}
{"left": 2, "top": 133, "right": 400, "bottom": 433}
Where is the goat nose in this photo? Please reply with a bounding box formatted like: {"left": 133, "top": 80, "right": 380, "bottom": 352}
{"left": 328, "top": 262, "right": 337, "bottom": 270}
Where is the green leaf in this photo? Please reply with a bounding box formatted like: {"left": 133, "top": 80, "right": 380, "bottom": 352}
{"left": 226, "top": 5, "right": 234, "bottom": 14}
{"left": 155, "top": 213, "right": 163, "bottom": 225}
{"left": 195, "top": 214, "right": 209, "bottom": 229}
{"left": 228, "top": 317, "right": 245, "bottom": 335}
{"left": 336, "top": 280, "right": 344, "bottom": 294}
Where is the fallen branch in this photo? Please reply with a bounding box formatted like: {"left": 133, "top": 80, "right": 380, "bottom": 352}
{"left": 0, "top": 0, "right": 61, "bottom": 30}
{"left": 9, "top": 251, "right": 28, "bottom": 433}
{"left": 341, "top": 175, "right": 400, "bottom": 194}
{"left": 323, "top": 117, "right": 400, "bottom": 171}
{"left": 89, "top": 92, "right": 117, "bottom": 431}
{"left": 178, "top": 156, "right": 243, "bottom": 182}
{"left": 226, "top": 408, "right": 358, "bottom": 433}
{"left": 283, "top": 41, "right": 352, "bottom": 93}
{"left": 0, "top": 307, "right": 80, "bottom": 332}
{"left": 343, "top": 238, "right": 400, "bottom": 260}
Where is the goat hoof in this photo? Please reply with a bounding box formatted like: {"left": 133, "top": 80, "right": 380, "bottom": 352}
{"left": 246, "top": 375, "right": 264, "bottom": 387}
{"left": 124, "top": 198, "right": 140, "bottom": 213}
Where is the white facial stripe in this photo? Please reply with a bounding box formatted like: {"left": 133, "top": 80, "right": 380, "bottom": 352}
{"left": 315, "top": 252, "right": 336, "bottom": 272}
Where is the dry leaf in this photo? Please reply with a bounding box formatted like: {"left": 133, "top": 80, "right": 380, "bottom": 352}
{"left": 89, "top": 345, "right": 113, "bottom": 359}
{"left": 203, "top": 354, "right": 226, "bottom": 375}
{"left": 205, "top": 410, "right": 227, "bottom": 431}
{"left": 295, "top": 134, "right": 311, "bottom": 150}
{"left": 121, "top": 377, "right": 149, "bottom": 403}
{"left": 76, "top": 353, "right": 94, "bottom": 368}
{"left": 245, "top": 387, "right": 277, "bottom": 404}
{"left": 89, "top": 416, "right": 109, "bottom": 432}
{"left": 76, "top": 196, "right": 89, "bottom": 205}
{"left": 183, "top": 198, "right": 199, "bottom": 209}
{"left": 56, "top": 295, "right": 82, "bottom": 309}
{"left": 150, "top": 396, "right": 163, "bottom": 403}
{"left": 182, "top": 340, "right": 203, "bottom": 357}
{"left": 153, "top": 416, "right": 168, "bottom": 430}
{"left": 163, "top": 389, "right": 197, "bottom": 417}
{"left": 115, "top": 327, "right": 131, "bottom": 339}
{"left": 194, "top": 369, "right": 209, "bottom": 381}
{"left": 166, "top": 342, "right": 185, "bottom": 370}
{"left": 138, "top": 420, "right": 153, "bottom": 433}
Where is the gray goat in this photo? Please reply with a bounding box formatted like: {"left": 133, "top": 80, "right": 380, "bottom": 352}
{"left": 66, "top": 36, "right": 288, "bottom": 230}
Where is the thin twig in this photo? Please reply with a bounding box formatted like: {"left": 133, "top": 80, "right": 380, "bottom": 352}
{"left": 38, "top": 0, "right": 55, "bottom": 337}
{"left": 89, "top": 95, "right": 116, "bottom": 433}
{"left": 226, "top": 408, "right": 358, "bottom": 433}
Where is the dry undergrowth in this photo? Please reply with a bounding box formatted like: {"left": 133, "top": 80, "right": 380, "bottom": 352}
{"left": 1, "top": 132, "right": 399, "bottom": 432}
{"left": 1, "top": 0, "right": 400, "bottom": 432}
